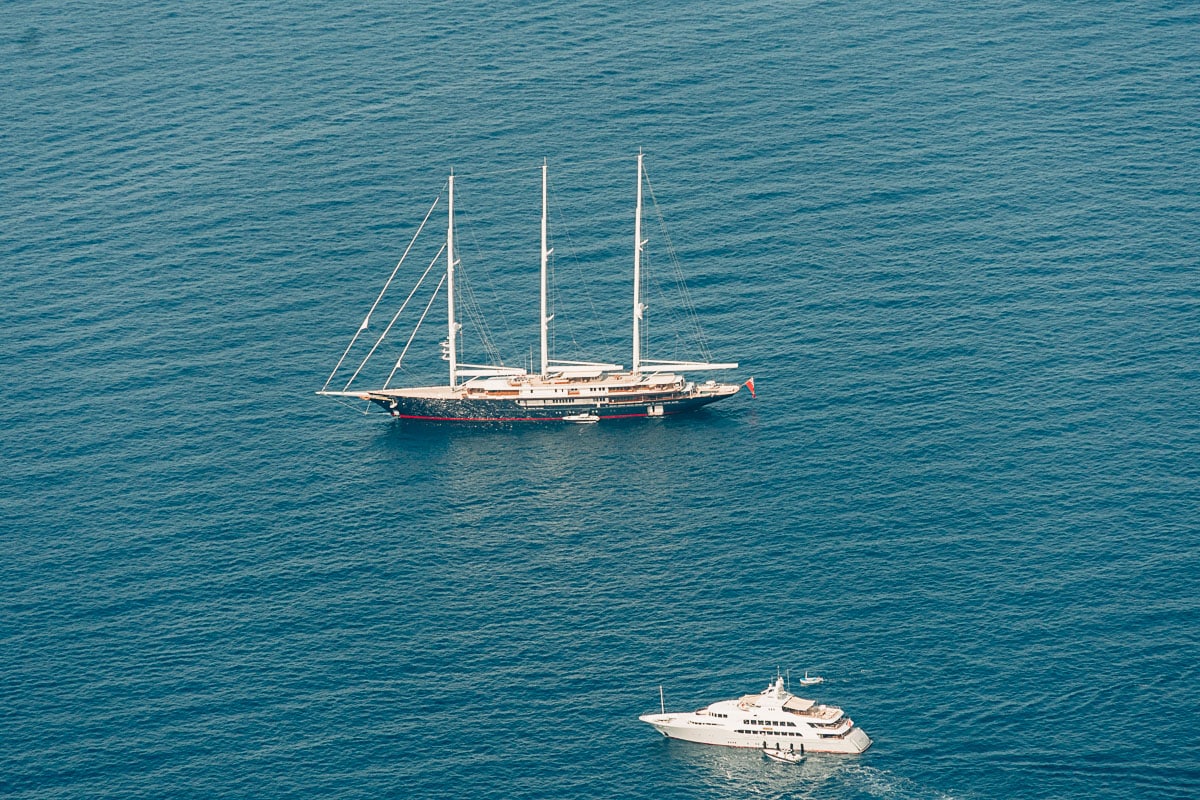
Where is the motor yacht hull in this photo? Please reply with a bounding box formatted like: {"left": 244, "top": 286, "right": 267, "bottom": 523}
{"left": 639, "top": 713, "right": 872, "bottom": 754}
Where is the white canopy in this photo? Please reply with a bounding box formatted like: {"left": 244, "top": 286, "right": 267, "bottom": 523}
{"left": 783, "top": 696, "right": 815, "bottom": 712}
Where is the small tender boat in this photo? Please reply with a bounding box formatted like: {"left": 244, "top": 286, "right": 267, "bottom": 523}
{"left": 763, "top": 745, "right": 804, "bottom": 763}
{"left": 798, "top": 672, "right": 823, "bottom": 686}
{"left": 562, "top": 413, "right": 599, "bottom": 424}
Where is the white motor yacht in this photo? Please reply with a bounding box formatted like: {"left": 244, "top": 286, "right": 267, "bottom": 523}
{"left": 639, "top": 676, "right": 871, "bottom": 754}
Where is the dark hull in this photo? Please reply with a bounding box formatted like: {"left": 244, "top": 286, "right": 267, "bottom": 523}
{"left": 369, "top": 393, "right": 731, "bottom": 422}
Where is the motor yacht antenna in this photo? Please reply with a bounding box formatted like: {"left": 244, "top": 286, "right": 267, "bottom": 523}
{"left": 659, "top": 685, "right": 665, "bottom": 715}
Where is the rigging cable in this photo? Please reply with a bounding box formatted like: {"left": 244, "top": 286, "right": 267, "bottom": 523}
{"left": 322, "top": 195, "right": 441, "bottom": 391}
{"left": 344, "top": 244, "right": 445, "bottom": 391}
{"left": 386, "top": 271, "right": 447, "bottom": 389}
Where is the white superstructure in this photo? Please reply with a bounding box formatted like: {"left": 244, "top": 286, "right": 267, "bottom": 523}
{"left": 639, "top": 676, "right": 872, "bottom": 755}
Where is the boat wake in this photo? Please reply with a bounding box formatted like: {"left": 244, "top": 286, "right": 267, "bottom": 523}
{"left": 834, "top": 763, "right": 966, "bottom": 800}
{"left": 663, "top": 742, "right": 964, "bottom": 800}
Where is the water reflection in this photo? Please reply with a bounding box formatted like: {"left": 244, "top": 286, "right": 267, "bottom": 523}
{"left": 658, "top": 738, "right": 860, "bottom": 799}
{"left": 647, "top": 739, "right": 957, "bottom": 800}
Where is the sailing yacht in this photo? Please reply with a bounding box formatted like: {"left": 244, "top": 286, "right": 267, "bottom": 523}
{"left": 639, "top": 676, "right": 872, "bottom": 754}
{"left": 318, "top": 153, "right": 745, "bottom": 421}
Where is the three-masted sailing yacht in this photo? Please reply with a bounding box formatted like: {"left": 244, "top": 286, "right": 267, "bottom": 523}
{"left": 318, "top": 153, "right": 745, "bottom": 421}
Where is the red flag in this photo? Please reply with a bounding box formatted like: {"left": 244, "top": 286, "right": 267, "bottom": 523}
{"left": 745, "top": 377, "right": 756, "bottom": 398}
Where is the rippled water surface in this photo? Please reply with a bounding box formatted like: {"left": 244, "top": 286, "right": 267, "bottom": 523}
{"left": 3, "top": 2, "right": 1198, "bottom": 798}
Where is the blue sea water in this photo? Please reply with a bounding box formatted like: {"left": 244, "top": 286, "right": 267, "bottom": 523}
{"left": 2, "top": 1, "right": 1198, "bottom": 798}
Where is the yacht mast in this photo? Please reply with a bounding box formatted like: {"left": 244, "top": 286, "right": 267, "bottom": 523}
{"left": 540, "top": 159, "right": 550, "bottom": 376}
{"left": 632, "top": 150, "right": 645, "bottom": 374}
{"left": 447, "top": 172, "right": 458, "bottom": 387}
